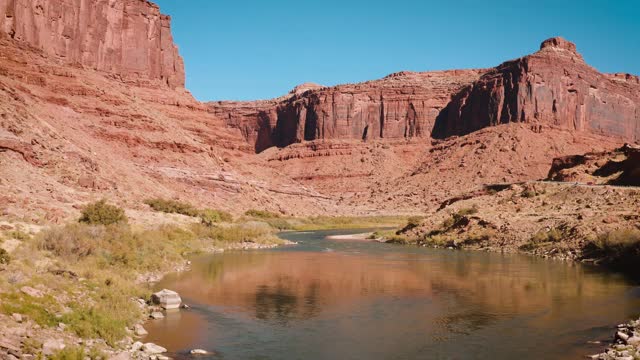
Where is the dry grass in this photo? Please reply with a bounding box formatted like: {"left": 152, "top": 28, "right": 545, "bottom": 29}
{"left": 0, "top": 220, "right": 284, "bottom": 349}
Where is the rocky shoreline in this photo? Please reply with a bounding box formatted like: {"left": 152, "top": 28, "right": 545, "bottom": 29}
{"left": 591, "top": 317, "right": 640, "bottom": 360}
{"left": 0, "top": 239, "right": 296, "bottom": 360}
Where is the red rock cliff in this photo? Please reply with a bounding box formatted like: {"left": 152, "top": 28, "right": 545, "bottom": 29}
{"left": 211, "top": 70, "right": 485, "bottom": 152}
{"left": 0, "top": 0, "right": 185, "bottom": 88}
{"left": 432, "top": 37, "right": 640, "bottom": 141}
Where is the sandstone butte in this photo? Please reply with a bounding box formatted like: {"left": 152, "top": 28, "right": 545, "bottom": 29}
{"left": 0, "top": 0, "right": 638, "bottom": 222}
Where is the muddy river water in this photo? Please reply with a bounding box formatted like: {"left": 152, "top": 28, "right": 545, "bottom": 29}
{"left": 144, "top": 229, "right": 640, "bottom": 359}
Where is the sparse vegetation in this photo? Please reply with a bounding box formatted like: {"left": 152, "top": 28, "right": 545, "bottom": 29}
{"left": 144, "top": 198, "right": 200, "bottom": 217}
{"left": 50, "top": 346, "right": 105, "bottom": 360}
{"left": 457, "top": 206, "right": 478, "bottom": 216}
{"left": 244, "top": 209, "right": 281, "bottom": 219}
{"left": 199, "top": 209, "right": 233, "bottom": 226}
{"left": 421, "top": 231, "right": 491, "bottom": 249}
{"left": 290, "top": 215, "right": 408, "bottom": 231}
{"left": 79, "top": 200, "right": 127, "bottom": 226}
{"left": 587, "top": 229, "right": 640, "bottom": 257}
{"left": 530, "top": 227, "right": 563, "bottom": 244}
{"left": 0, "top": 248, "right": 9, "bottom": 265}
{"left": 8, "top": 230, "right": 31, "bottom": 241}
{"left": 0, "top": 218, "right": 286, "bottom": 350}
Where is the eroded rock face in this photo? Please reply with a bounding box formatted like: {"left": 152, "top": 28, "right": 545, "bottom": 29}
{"left": 0, "top": 0, "right": 185, "bottom": 88}
{"left": 433, "top": 37, "right": 640, "bottom": 141}
{"left": 211, "top": 70, "right": 485, "bottom": 152}
{"left": 548, "top": 144, "right": 640, "bottom": 186}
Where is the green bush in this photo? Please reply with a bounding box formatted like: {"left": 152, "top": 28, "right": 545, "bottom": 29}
{"left": 244, "top": 209, "right": 280, "bottom": 219}
{"left": 0, "top": 248, "right": 9, "bottom": 265}
{"left": 144, "top": 198, "right": 199, "bottom": 217}
{"left": 79, "top": 200, "right": 127, "bottom": 225}
{"left": 50, "top": 346, "right": 105, "bottom": 360}
{"left": 199, "top": 209, "right": 233, "bottom": 226}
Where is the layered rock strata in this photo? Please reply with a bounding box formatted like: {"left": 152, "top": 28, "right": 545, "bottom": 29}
{"left": 0, "top": 0, "right": 185, "bottom": 88}
{"left": 432, "top": 37, "right": 640, "bottom": 141}
{"left": 211, "top": 70, "right": 485, "bottom": 152}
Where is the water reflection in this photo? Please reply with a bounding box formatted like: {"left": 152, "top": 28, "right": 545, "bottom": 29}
{"left": 144, "top": 232, "right": 640, "bottom": 360}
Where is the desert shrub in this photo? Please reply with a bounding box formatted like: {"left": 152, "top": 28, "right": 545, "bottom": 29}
{"left": 407, "top": 216, "right": 423, "bottom": 228}
{"left": 36, "top": 224, "right": 103, "bottom": 259}
{"left": 530, "top": 227, "right": 563, "bottom": 244}
{"left": 192, "top": 223, "right": 279, "bottom": 244}
{"left": 457, "top": 206, "right": 478, "bottom": 216}
{"left": 79, "top": 200, "right": 127, "bottom": 225}
{"left": 144, "top": 198, "right": 199, "bottom": 217}
{"left": 589, "top": 229, "right": 640, "bottom": 255}
{"left": 244, "top": 209, "right": 281, "bottom": 219}
{"left": 441, "top": 207, "right": 477, "bottom": 230}
{"left": 0, "top": 248, "right": 10, "bottom": 265}
{"left": 50, "top": 346, "right": 105, "bottom": 360}
{"left": 8, "top": 230, "right": 31, "bottom": 241}
{"left": 521, "top": 188, "right": 544, "bottom": 198}
{"left": 262, "top": 218, "right": 294, "bottom": 230}
{"left": 199, "top": 209, "right": 233, "bottom": 226}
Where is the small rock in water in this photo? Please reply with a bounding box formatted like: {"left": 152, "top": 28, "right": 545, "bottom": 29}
{"left": 190, "top": 349, "right": 209, "bottom": 355}
{"left": 150, "top": 311, "right": 164, "bottom": 320}
{"left": 142, "top": 343, "right": 167, "bottom": 354}
{"left": 181, "top": 304, "right": 190, "bottom": 309}
{"left": 151, "top": 289, "right": 182, "bottom": 310}
{"left": 134, "top": 324, "right": 148, "bottom": 336}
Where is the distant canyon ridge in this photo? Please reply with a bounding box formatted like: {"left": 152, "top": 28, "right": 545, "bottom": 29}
{"left": 0, "top": 0, "right": 638, "bottom": 220}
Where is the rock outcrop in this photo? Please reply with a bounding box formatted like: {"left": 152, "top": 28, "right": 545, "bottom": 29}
{"left": 548, "top": 144, "right": 640, "bottom": 186}
{"left": 0, "top": 0, "right": 185, "bottom": 88}
{"left": 432, "top": 37, "right": 640, "bottom": 141}
{"left": 211, "top": 70, "right": 485, "bottom": 152}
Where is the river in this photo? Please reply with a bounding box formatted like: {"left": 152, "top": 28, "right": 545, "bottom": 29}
{"left": 144, "top": 229, "right": 640, "bottom": 359}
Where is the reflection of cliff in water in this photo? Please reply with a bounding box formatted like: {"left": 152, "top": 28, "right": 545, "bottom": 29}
{"left": 157, "top": 249, "right": 636, "bottom": 328}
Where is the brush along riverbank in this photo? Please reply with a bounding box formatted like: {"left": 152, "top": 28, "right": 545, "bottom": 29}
{"left": 0, "top": 201, "right": 299, "bottom": 359}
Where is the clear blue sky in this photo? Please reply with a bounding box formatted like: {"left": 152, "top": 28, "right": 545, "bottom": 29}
{"left": 153, "top": 0, "right": 639, "bottom": 101}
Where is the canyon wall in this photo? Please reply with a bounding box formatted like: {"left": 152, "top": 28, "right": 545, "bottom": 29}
{"left": 0, "top": 0, "right": 185, "bottom": 88}
{"left": 211, "top": 71, "right": 485, "bottom": 152}
{"left": 432, "top": 37, "right": 640, "bottom": 141}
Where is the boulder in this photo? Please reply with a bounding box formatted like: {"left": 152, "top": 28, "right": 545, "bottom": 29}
{"left": 42, "top": 339, "right": 65, "bottom": 355}
{"left": 142, "top": 343, "right": 166, "bottom": 354}
{"left": 151, "top": 289, "right": 182, "bottom": 310}
{"left": 134, "top": 324, "right": 148, "bottom": 337}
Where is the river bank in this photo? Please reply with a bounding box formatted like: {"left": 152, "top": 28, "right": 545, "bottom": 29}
{"left": 0, "top": 203, "right": 408, "bottom": 359}
{"left": 0, "top": 215, "right": 296, "bottom": 359}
